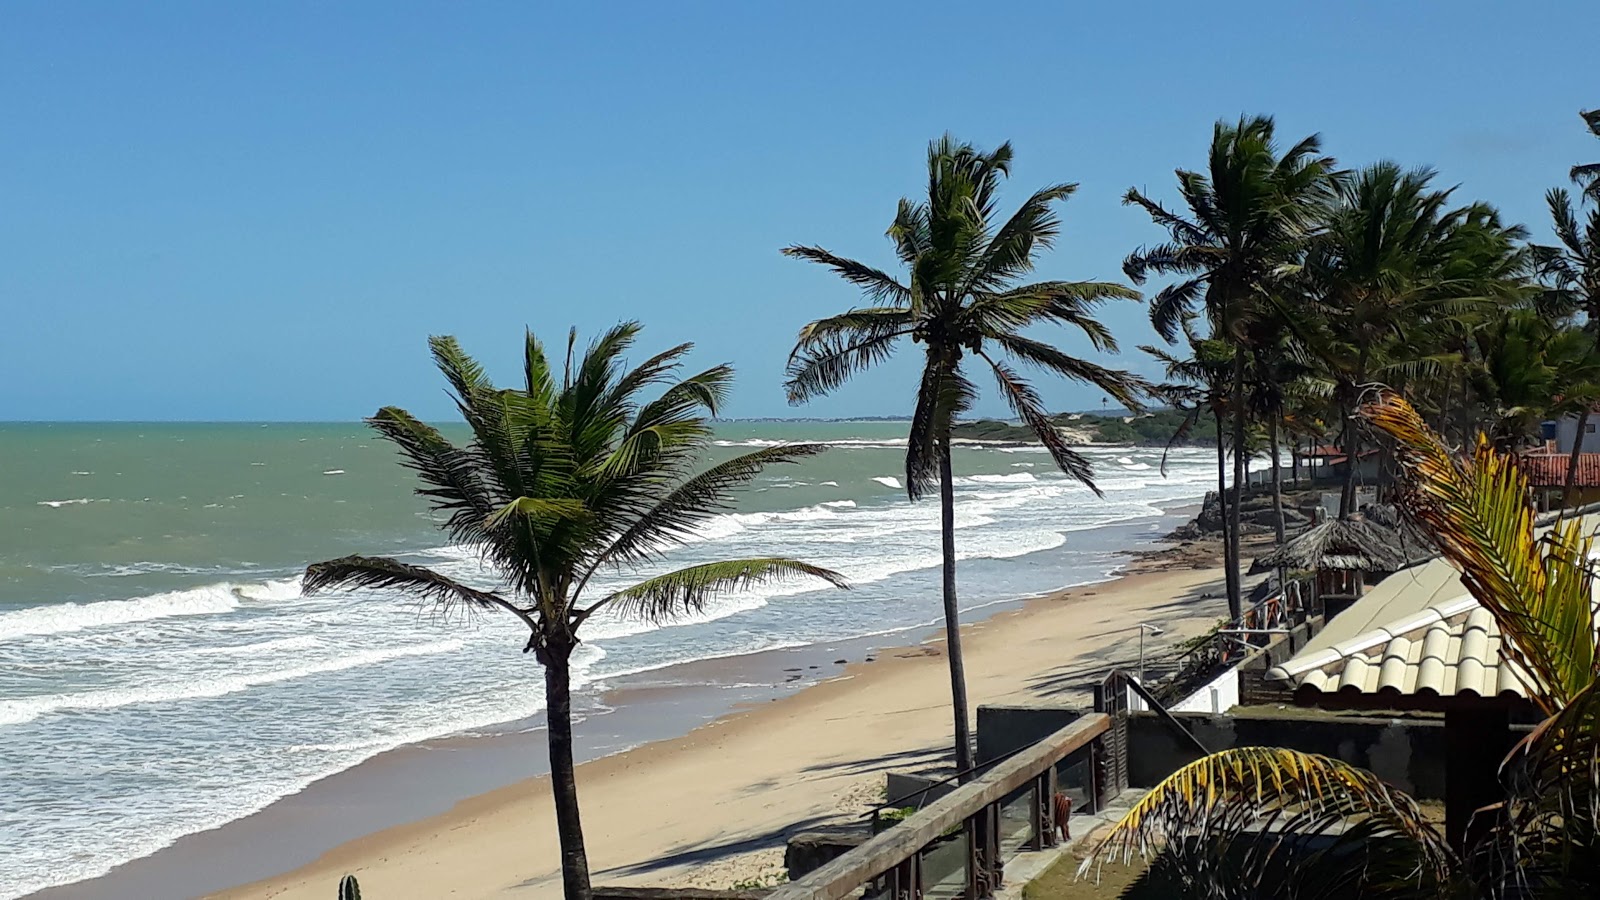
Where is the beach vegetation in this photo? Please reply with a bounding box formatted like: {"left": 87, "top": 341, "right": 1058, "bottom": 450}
{"left": 301, "top": 324, "right": 847, "bottom": 900}
{"left": 1079, "top": 393, "right": 1600, "bottom": 897}
{"left": 783, "top": 135, "right": 1148, "bottom": 778}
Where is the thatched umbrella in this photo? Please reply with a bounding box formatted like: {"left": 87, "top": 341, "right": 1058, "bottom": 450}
{"left": 1253, "top": 517, "right": 1411, "bottom": 573}
{"left": 1252, "top": 513, "right": 1425, "bottom": 617}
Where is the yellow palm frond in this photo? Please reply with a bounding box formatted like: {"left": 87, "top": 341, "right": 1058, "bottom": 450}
{"left": 1360, "top": 393, "right": 1598, "bottom": 712}
{"left": 1081, "top": 747, "right": 1453, "bottom": 897}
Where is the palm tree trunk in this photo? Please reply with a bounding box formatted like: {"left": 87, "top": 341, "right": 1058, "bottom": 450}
{"left": 1268, "top": 415, "right": 1286, "bottom": 545}
{"left": 1214, "top": 405, "right": 1239, "bottom": 619}
{"left": 1339, "top": 404, "right": 1360, "bottom": 518}
{"left": 544, "top": 645, "right": 593, "bottom": 900}
{"left": 1563, "top": 408, "right": 1590, "bottom": 516}
{"left": 1340, "top": 354, "right": 1368, "bottom": 518}
{"left": 1227, "top": 350, "right": 1247, "bottom": 618}
{"left": 937, "top": 435, "right": 975, "bottom": 780}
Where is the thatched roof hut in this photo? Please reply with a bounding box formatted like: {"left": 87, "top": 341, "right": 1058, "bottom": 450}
{"left": 1252, "top": 514, "right": 1418, "bottom": 574}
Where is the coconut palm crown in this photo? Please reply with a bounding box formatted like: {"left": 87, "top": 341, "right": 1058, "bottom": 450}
{"left": 783, "top": 135, "right": 1147, "bottom": 777}
{"left": 301, "top": 324, "right": 846, "bottom": 900}
{"left": 1122, "top": 114, "right": 1337, "bottom": 618}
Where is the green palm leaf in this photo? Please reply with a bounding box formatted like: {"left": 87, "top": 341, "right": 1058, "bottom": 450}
{"left": 586, "top": 558, "right": 849, "bottom": 625}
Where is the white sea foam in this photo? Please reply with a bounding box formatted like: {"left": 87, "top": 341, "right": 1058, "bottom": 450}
{"left": 872, "top": 476, "right": 902, "bottom": 489}
{"left": 322, "top": 469, "right": 346, "bottom": 475}
{"left": 0, "top": 585, "right": 244, "bottom": 642}
{"left": 183, "top": 635, "right": 323, "bottom": 656}
{"left": 961, "top": 472, "right": 1037, "bottom": 484}
{"left": 36, "top": 498, "right": 97, "bottom": 508}
{"left": 0, "top": 639, "right": 465, "bottom": 727}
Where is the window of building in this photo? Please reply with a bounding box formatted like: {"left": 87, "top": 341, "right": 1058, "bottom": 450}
{"left": 1587, "top": 424, "right": 1596, "bottom": 434}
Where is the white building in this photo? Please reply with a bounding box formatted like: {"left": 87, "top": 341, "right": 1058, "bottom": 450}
{"left": 1549, "top": 412, "right": 1600, "bottom": 455}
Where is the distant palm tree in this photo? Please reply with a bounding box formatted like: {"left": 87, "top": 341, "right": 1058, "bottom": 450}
{"left": 1083, "top": 393, "right": 1600, "bottom": 898}
{"left": 1535, "top": 187, "right": 1600, "bottom": 506}
{"left": 1572, "top": 109, "right": 1600, "bottom": 204}
{"left": 1123, "top": 115, "right": 1336, "bottom": 618}
{"left": 783, "top": 135, "right": 1146, "bottom": 776}
{"left": 302, "top": 325, "right": 846, "bottom": 900}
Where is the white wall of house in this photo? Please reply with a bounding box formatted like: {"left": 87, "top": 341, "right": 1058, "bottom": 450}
{"left": 1554, "top": 415, "right": 1600, "bottom": 454}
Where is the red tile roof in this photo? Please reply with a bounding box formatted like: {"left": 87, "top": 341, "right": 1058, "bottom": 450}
{"left": 1305, "top": 445, "right": 1379, "bottom": 460}
{"left": 1519, "top": 453, "right": 1600, "bottom": 487}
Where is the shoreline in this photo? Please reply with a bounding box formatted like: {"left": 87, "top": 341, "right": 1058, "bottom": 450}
{"left": 27, "top": 509, "right": 1227, "bottom": 900}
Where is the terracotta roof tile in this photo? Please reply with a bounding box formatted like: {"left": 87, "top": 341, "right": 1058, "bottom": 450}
{"left": 1519, "top": 453, "right": 1600, "bottom": 487}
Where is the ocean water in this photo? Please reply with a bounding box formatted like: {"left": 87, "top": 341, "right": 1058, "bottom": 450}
{"left": 0, "top": 421, "right": 1214, "bottom": 897}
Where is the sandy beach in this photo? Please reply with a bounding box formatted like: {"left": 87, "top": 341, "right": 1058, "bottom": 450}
{"left": 157, "top": 542, "right": 1233, "bottom": 900}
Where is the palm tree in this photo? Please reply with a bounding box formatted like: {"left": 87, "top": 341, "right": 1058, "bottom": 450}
{"left": 1571, "top": 109, "right": 1600, "bottom": 204}
{"left": 783, "top": 135, "right": 1147, "bottom": 776}
{"left": 1535, "top": 187, "right": 1600, "bottom": 507}
{"left": 1123, "top": 115, "right": 1336, "bottom": 618}
{"left": 1082, "top": 393, "right": 1600, "bottom": 898}
{"left": 1241, "top": 311, "right": 1321, "bottom": 544}
{"left": 301, "top": 325, "right": 847, "bottom": 900}
{"left": 1302, "top": 165, "right": 1527, "bottom": 515}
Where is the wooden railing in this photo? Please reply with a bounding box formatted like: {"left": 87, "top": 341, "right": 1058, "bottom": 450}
{"left": 767, "top": 714, "right": 1111, "bottom": 900}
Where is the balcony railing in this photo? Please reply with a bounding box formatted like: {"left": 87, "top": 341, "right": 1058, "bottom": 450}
{"left": 767, "top": 714, "right": 1111, "bottom": 900}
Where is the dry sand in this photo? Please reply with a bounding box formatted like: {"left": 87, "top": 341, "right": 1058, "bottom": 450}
{"left": 209, "top": 545, "right": 1237, "bottom": 900}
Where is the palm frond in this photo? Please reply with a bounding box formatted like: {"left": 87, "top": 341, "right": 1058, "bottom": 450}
{"left": 979, "top": 353, "right": 1099, "bottom": 495}
{"left": 303, "top": 555, "right": 536, "bottom": 629}
{"left": 1082, "top": 747, "right": 1454, "bottom": 897}
{"left": 366, "top": 406, "right": 501, "bottom": 545}
{"left": 1491, "top": 676, "right": 1600, "bottom": 894}
{"left": 1360, "top": 392, "right": 1599, "bottom": 711}
{"left": 785, "top": 329, "right": 911, "bottom": 405}
{"left": 989, "top": 333, "right": 1150, "bottom": 411}
{"left": 905, "top": 358, "right": 976, "bottom": 500}
{"left": 583, "top": 443, "right": 829, "bottom": 580}
{"left": 586, "top": 558, "right": 848, "bottom": 625}
{"left": 782, "top": 245, "right": 913, "bottom": 304}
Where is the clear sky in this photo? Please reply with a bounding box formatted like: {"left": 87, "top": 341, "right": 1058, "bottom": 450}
{"left": 1, "top": 1, "right": 1595, "bottom": 422}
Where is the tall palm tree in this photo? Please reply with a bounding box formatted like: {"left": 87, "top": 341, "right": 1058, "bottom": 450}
{"left": 1303, "top": 165, "right": 1527, "bottom": 515}
{"left": 1123, "top": 115, "right": 1336, "bottom": 618}
{"left": 783, "top": 135, "right": 1146, "bottom": 776}
{"left": 1083, "top": 393, "right": 1600, "bottom": 897}
{"left": 302, "top": 325, "right": 846, "bottom": 900}
{"left": 1535, "top": 187, "right": 1600, "bottom": 506}
{"left": 1571, "top": 109, "right": 1600, "bottom": 204}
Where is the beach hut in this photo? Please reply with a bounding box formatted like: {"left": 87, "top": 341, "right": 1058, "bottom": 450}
{"left": 1250, "top": 513, "right": 1422, "bottom": 618}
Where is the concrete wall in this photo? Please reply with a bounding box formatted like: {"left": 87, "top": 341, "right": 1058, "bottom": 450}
{"left": 1127, "top": 709, "right": 1450, "bottom": 799}
{"left": 975, "top": 703, "right": 1086, "bottom": 765}
{"left": 1555, "top": 414, "right": 1600, "bottom": 454}
{"left": 1165, "top": 664, "right": 1240, "bottom": 714}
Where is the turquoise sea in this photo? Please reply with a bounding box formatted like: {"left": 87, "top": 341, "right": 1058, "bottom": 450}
{"left": 0, "top": 421, "right": 1215, "bottom": 897}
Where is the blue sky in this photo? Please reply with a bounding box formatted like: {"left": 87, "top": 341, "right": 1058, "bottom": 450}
{"left": 1, "top": 1, "right": 1595, "bottom": 421}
